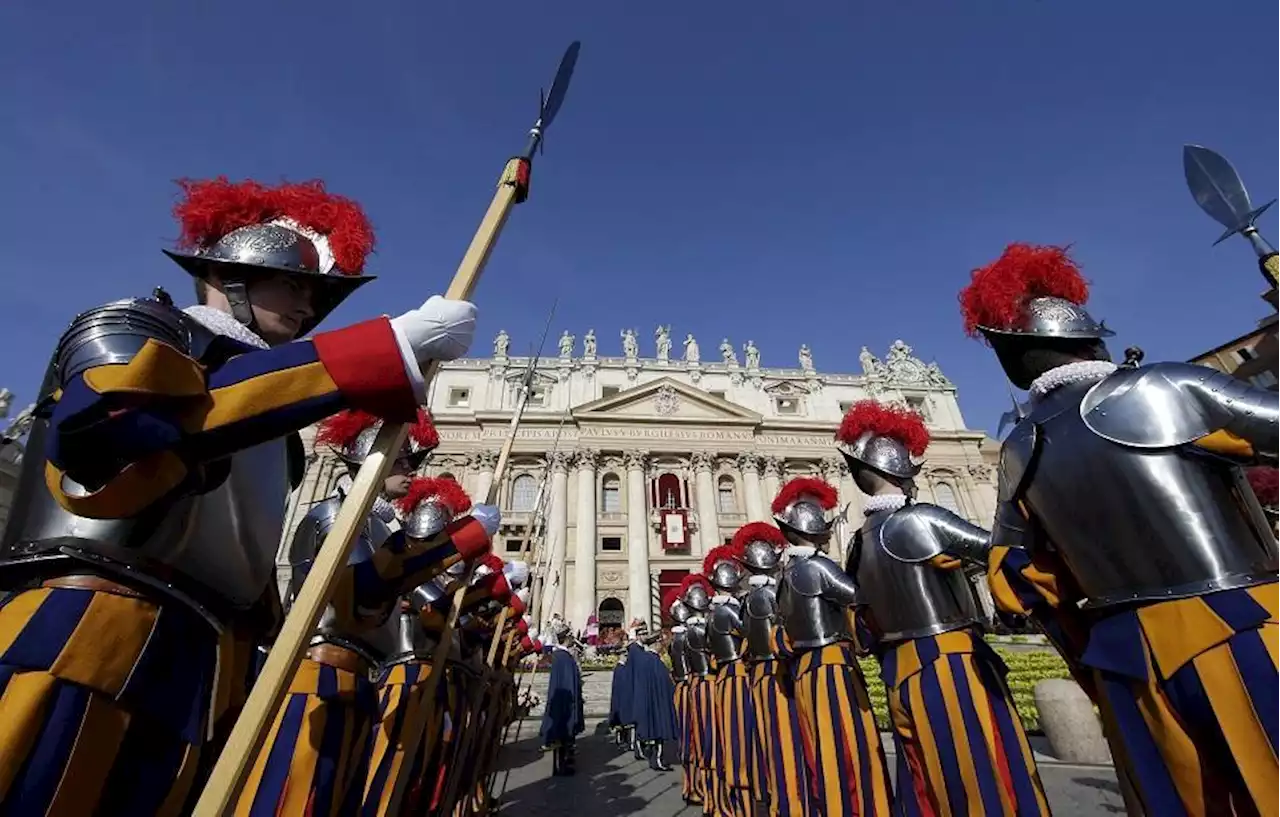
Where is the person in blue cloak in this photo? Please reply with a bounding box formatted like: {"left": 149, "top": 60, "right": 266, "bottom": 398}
{"left": 608, "top": 644, "right": 636, "bottom": 751}
{"left": 624, "top": 623, "right": 679, "bottom": 772}
{"left": 539, "top": 621, "right": 585, "bottom": 776}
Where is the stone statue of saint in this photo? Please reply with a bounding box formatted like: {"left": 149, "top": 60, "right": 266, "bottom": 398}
{"left": 859, "top": 345, "right": 883, "bottom": 376}
{"left": 621, "top": 329, "right": 639, "bottom": 359}
{"left": 0, "top": 388, "right": 12, "bottom": 419}
{"left": 799, "top": 344, "right": 814, "bottom": 372}
{"left": 743, "top": 340, "right": 760, "bottom": 370}
{"left": 683, "top": 333, "right": 700, "bottom": 363}
{"left": 494, "top": 330, "right": 510, "bottom": 358}
{"left": 720, "top": 338, "right": 738, "bottom": 366}
{"left": 583, "top": 329, "right": 597, "bottom": 357}
{"left": 558, "top": 330, "right": 575, "bottom": 358}
{"left": 655, "top": 325, "right": 672, "bottom": 361}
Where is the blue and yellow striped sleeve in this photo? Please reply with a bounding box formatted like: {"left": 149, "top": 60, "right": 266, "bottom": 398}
{"left": 45, "top": 317, "right": 418, "bottom": 519}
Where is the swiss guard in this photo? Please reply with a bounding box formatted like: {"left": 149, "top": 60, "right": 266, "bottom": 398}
{"left": 540, "top": 619, "right": 585, "bottom": 776}
{"left": 664, "top": 586, "right": 704, "bottom": 805}
{"left": 0, "top": 177, "right": 478, "bottom": 814}
{"left": 679, "top": 574, "right": 717, "bottom": 813}
{"left": 237, "top": 411, "right": 458, "bottom": 815}
{"left": 837, "top": 399, "right": 1050, "bottom": 815}
{"left": 773, "top": 477, "right": 894, "bottom": 816}
{"left": 705, "top": 544, "right": 754, "bottom": 817}
{"left": 625, "top": 623, "right": 679, "bottom": 771}
{"left": 736, "top": 521, "right": 814, "bottom": 817}
{"left": 960, "top": 242, "right": 1279, "bottom": 816}
{"left": 362, "top": 476, "right": 495, "bottom": 817}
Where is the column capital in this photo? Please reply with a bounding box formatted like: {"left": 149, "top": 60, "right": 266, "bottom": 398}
{"left": 735, "top": 452, "right": 761, "bottom": 475}
{"left": 760, "top": 455, "right": 783, "bottom": 478}
{"left": 820, "top": 456, "right": 844, "bottom": 481}
{"left": 469, "top": 450, "right": 499, "bottom": 470}
{"left": 690, "top": 451, "right": 716, "bottom": 473}
{"left": 623, "top": 450, "right": 649, "bottom": 472}
{"left": 573, "top": 448, "right": 600, "bottom": 470}
{"left": 550, "top": 451, "right": 574, "bottom": 473}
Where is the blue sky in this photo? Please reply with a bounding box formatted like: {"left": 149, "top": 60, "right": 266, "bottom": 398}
{"left": 1, "top": 0, "right": 1275, "bottom": 436}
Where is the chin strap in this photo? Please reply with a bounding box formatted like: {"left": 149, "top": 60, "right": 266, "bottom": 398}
{"left": 222, "top": 279, "right": 258, "bottom": 331}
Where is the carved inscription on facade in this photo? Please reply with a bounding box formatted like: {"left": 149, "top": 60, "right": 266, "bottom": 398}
{"left": 582, "top": 426, "right": 755, "bottom": 442}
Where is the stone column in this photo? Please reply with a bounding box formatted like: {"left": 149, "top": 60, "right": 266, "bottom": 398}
{"left": 470, "top": 450, "right": 499, "bottom": 504}
{"left": 761, "top": 456, "right": 783, "bottom": 510}
{"left": 692, "top": 451, "right": 721, "bottom": 555}
{"left": 820, "top": 457, "right": 847, "bottom": 563}
{"left": 542, "top": 451, "right": 572, "bottom": 627}
{"left": 572, "top": 449, "right": 599, "bottom": 631}
{"left": 737, "top": 453, "right": 766, "bottom": 522}
{"left": 624, "top": 451, "right": 652, "bottom": 626}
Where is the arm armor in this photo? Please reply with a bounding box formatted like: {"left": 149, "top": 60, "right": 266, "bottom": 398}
{"left": 878, "top": 503, "right": 992, "bottom": 565}
{"left": 815, "top": 555, "right": 861, "bottom": 607}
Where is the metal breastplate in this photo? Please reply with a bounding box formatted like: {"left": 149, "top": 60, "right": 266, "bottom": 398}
{"left": 684, "top": 623, "right": 712, "bottom": 674}
{"left": 744, "top": 586, "right": 779, "bottom": 659}
{"left": 1011, "top": 379, "right": 1278, "bottom": 608}
{"left": 669, "top": 632, "right": 690, "bottom": 680}
{"left": 776, "top": 556, "right": 854, "bottom": 650}
{"left": 388, "top": 607, "right": 438, "bottom": 664}
{"left": 3, "top": 316, "right": 290, "bottom": 615}
{"left": 853, "top": 511, "right": 982, "bottom": 642}
{"left": 708, "top": 602, "right": 744, "bottom": 663}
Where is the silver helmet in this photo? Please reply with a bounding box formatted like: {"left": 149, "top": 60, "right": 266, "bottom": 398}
{"left": 834, "top": 401, "right": 930, "bottom": 481}
{"left": 704, "top": 546, "right": 745, "bottom": 592}
{"left": 398, "top": 477, "right": 472, "bottom": 540}
{"left": 164, "top": 179, "right": 377, "bottom": 335}
{"left": 668, "top": 598, "right": 691, "bottom": 624}
{"left": 772, "top": 477, "right": 837, "bottom": 537}
{"left": 730, "top": 522, "right": 787, "bottom": 573}
{"left": 960, "top": 244, "right": 1113, "bottom": 344}
{"left": 317, "top": 409, "right": 439, "bottom": 470}
{"left": 681, "top": 577, "right": 712, "bottom": 612}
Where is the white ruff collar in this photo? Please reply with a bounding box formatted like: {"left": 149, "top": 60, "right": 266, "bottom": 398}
{"left": 747, "top": 575, "right": 775, "bottom": 588}
{"left": 671, "top": 625, "right": 687, "bottom": 634}
{"left": 184, "top": 305, "right": 269, "bottom": 350}
{"left": 687, "top": 615, "right": 706, "bottom": 626}
{"left": 1028, "top": 360, "right": 1117, "bottom": 402}
{"left": 783, "top": 545, "right": 817, "bottom": 562}
{"left": 863, "top": 494, "right": 908, "bottom": 515}
{"left": 711, "top": 594, "right": 736, "bottom": 606}
{"left": 337, "top": 474, "right": 398, "bottom": 523}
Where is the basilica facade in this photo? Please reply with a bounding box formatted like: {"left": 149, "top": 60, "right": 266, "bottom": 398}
{"left": 281, "top": 329, "right": 1001, "bottom": 632}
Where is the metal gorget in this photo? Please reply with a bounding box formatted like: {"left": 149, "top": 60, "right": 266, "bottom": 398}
{"left": 684, "top": 622, "right": 712, "bottom": 675}
{"left": 708, "top": 601, "right": 745, "bottom": 663}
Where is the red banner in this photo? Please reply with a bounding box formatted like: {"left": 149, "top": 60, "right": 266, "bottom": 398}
{"left": 661, "top": 509, "right": 689, "bottom": 550}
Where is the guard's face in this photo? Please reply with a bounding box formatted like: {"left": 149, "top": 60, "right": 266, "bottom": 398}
{"left": 248, "top": 274, "right": 315, "bottom": 345}
{"left": 383, "top": 455, "right": 415, "bottom": 498}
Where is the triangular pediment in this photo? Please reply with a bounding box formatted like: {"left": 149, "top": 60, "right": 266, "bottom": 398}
{"left": 573, "top": 378, "right": 761, "bottom": 424}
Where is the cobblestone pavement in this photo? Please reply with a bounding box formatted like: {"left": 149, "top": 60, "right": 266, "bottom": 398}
{"left": 490, "top": 720, "right": 1126, "bottom": 816}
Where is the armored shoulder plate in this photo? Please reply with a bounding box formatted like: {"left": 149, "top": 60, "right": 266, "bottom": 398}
{"left": 879, "top": 503, "right": 991, "bottom": 565}
{"left": 744, "top": 586, "right": 777, "bottom": 619}
{"left": 998, "top": 420, "right": 1038, "bottom": 504}
{"left": 287, "top": 495, "right": 379, "bottom": 603}
{"left": 1081, "top": 362, "right": 1243, "bottom": 448}
{"left": 55, "top": 297, "right": 194, "bottom": 385}
{"left": 407, "top": 581, "right": 446, "bottom": 613}
{"left": 785, "top": 557, "right": 826, "bottom": 597}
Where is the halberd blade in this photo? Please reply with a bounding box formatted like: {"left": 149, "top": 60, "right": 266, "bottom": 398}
{"left": 537, "top": 41, "right": 581, "bottom": 131}
{"left": 1184, "top": 144, "right": 1255, "bottom": 233}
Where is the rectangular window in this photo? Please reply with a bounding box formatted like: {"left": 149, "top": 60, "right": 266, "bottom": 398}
{"left": 775, "top": 396, "right": 800, "bottom": 415}
{"left": 1237, "top": 347, "right": 1256, "bottom": 363}
{"left": 447, "top": 387, "right": 471, "bottom": 408}
{"left": 600, "top": 536, "right": 623, "bottom": 552}
{"left": 601, "top": 477, "right": 622, "bottom": 513}
{"left": 601, "top": 386, "right": 620, "bottom": 398}
{"left": 505, "top": 538, "right": 525, "bottom": 553}
{"left": 527, "top": 385, "right": 549, "bottom": 407}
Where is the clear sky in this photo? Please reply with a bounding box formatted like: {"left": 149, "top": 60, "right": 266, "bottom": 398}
{"left": 1, "top": 0, "right": 1275, "bottom": 436}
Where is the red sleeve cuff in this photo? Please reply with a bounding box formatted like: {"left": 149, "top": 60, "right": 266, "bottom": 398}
{"left": 447, "top": 517, "right": 492, "bottom": 561}
{"left": 520, "top": 636, "right": 534, "bottom": 652}
{"left": 508, "top": 595, "right": 526, "bottom": 617}
{"left": 313, "top": 317, "right": 418, "bottom": 422}
{"left": 515, "top": 619, "right": 529, "bottom": 635}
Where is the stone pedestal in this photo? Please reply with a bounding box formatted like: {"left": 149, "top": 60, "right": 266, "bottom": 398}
{"left": 1034, "top": 679, "right": 1112, "bottom": 764}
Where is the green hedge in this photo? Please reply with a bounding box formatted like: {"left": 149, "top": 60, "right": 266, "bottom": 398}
{"left": 569, "top": 648, "right": 1070, "bottom": 732}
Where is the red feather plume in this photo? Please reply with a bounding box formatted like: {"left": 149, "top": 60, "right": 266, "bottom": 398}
{"left": 771, "top": 477, "right": 838, "bottom": 514}
{"left": 730, "top": 522, "right": 786, "bottom": 553}
{"left": 395, "top": 476, "right": 473, "bottom": 516}
{"left": 1247, "top": 466, "right": 1278, "bottom": 508}
{"left": 836, "top": 400, "right": 930, "bottom": 457}
{"left": 315, "top": 410, "right": 379, "bottom": 449}
{"left": 172, "top": 177, "right": 376, "bottom": 275}
{"left": 678, "top": 573, "right": 712, "bottom": 597}
{"left": 958, "top": 243, "right": 1091, "bottom": 339}
{"left": 408, "top": 409, "right": 440, "bottom": 450}
{"left": 661, "top": 586, "right": 682, "bottom": 612}
{"left": 702, "top": 544, "right": 741, "bottom": 575}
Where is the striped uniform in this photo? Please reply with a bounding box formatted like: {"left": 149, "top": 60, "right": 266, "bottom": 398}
{"left": 686, "top": 674, "right": 716, "bottom": 814}
{"left": 674, "top": 679, "right": 699, "bottom": 802}
{"left": 751, "top": 657, "right": 815, "bottom": 817}
{"left": 878, "top": 629, "right": 1050, "bottom": 817}
{"left": 792, "top": 642, "right": 894, "bottom": 817}
{"left": 362, "top": 660, "right": 442, "bottom": 817}
{"left": 712, "top": 660, "right": 754, "bottom": 817}
{"left": 2, "top": 314, "right": 421, "bottom": 814}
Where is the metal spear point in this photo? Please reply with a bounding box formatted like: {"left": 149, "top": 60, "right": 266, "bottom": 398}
{"left": 1183, "top": 144, "right": 1278, "bottom": 286}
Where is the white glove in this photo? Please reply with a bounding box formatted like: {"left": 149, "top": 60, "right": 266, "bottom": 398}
{"left": 472, "top": 504, "right": 501, "bottom": 537}
{"left": 390, "top": 296, "right": 477, "bottom": 402}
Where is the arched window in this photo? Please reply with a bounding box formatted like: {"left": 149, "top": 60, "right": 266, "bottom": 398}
{"left": 932, "top": 481, "right": 962, "bottom": 515}
{"left": 717, "top": 475, "right": 738, "bottom": 514}
{"left": 510, "top": 474, "right": 538, "bottom": 512}
{"left": 656, "top": 473, "right": 683, "bottom": 509}
{"left": 601, "top": 473, "right": 622, "bottom": 513}
{"left": 598, "top": 597, "right": 626, "bottom": 630}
